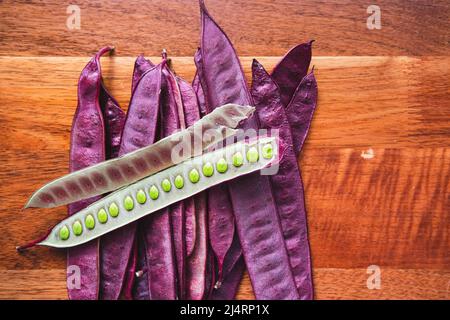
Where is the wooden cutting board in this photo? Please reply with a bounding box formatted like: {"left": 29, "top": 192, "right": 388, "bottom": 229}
{"left": 0, "top": 0, "right": 448, "bottom": 299}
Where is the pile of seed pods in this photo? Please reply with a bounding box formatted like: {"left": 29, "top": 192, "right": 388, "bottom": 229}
{"left": 21, "top": 0, "right": 318, "bottom": 300}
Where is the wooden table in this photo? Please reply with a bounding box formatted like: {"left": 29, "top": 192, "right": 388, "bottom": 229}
{"left": 0, "top": 0, "right": 448, "bottom": 300}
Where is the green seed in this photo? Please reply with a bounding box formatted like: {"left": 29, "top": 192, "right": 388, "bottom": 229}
{"left": 262, "top": 143, "right": 273, "bottom": 159}
{"left": 246, "top": 147, "right": 259, "bottom": 163}
{"left": 108, "top": 202, "right": 119, "bottom": 217}
{"left": 202, "top": 162, "right": 214, "bottom": 177}
{"left": 85, "top": 214, "right": 95, "bottom": 230}
{"left": 72, "top": 220, "right": 83, "bottom": 236}
{"left": 232, "top": 152, "right": 244, "bottom": 167}
{"left": 149, "top": 185, "right": 159, "bottom": 200}
{"left": 124, "top": 196, "right": 134, "bottom": 211}
{"left": 161, "top": 179, "right": 172, "bottom": 192}
{"left": 136, "top": 190, "right": 146, "bottom": 204}
{"left": 189, "top": 168, "right": 200, "bottom": 183}
{"left": 174, "top": 175, "right": 184, "bottom": 189}
{"left": 97, "top": 208, "right": 108, "bottom": 224}
{"left": 216, "top": 158, "right": 228, "bottom": 173}
{"left": 59, "top": 225, "right": 70, "bottom": 240}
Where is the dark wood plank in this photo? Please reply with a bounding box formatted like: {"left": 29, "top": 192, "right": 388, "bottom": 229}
{"left": 0, "top": 0, "right": 449, "bottom": 56}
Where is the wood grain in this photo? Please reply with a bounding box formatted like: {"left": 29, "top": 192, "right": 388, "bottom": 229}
{"left": 0, "top": 0, "right": 449, "bottom": 300}
{"left": 0, "top": 0, "right": 449, "bottom": 56}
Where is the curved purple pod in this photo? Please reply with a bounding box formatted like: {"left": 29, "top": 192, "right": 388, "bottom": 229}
{"left": 199, "top": 1, "right": 299, "bottom": 299}
{"left": 162, "top": 65, "right": 186, "bottom": 299}
{"left": 252, "top": 59, "right": 314, "bottom": 300}
{"left": 178, "top": 75, "right": 209, "bottom": 300}
{"left": 100, "top": 63, "right": 164, "bottom": 300}
{"left": 67, "top": 46, "right": 112, "bottom": 300}
{"left": 177, "top": 76, "right": 200, "bottom": 258}
{"left": 99, "top": 61, "right": 127, "bottom": 298}
{"left": 194, "top": 43, "right": 238, "bottom": 289}
{"left": 128, "top": 56, "right": 153, "bottom": 300}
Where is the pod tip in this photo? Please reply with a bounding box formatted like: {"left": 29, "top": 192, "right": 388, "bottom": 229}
{"left": 23, "top": 193, "right": 37, "bottom": 209}
{"left": 214, "top": 281, "right": 222, "bottom": 289}
{"left": 135, "top": 270, "right": 144, "bottom": 278}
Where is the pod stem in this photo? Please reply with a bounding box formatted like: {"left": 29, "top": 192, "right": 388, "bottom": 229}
{"left": 161, "top": 48, "right": 173, "bottom": 70}
{"left": 16, "top": 227, "right": 53, "bottom": 252}
{"left": 95, "top": 45, "right": 115, "bottom": 76}
{"left": 95, "top": 45, "right": 115, "bottom": 61}
{"left": 161, "top": 48, "right": 168, "bottom": 60}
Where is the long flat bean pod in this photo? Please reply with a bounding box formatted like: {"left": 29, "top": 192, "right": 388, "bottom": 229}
{"left": 199, "top": 0, "right": 300, "bottom": 299}
{"left": 100, "top": 61, "right": 164, "bottom": 300}
{"left": 67, "top": 46, "right": 111, "bottom": 300}
{"left": 25, "top": 104, "right": 253, "bottom": 208}
{"left": 194, "top": 46, "right": 238, "bottom": 289}
{"left": 132, "top": 61, "right": 179, "bottom": 301}
{"left": 98, "top": 58, "right": 127, "bottom": 298}
{"left": 129, "top": 56, "right": 155, "bottom": 300}
{"left": 178, "top": 75, "right": 209, "bottom": 300}
{"left": 177, "top": 75, "right": 207, "bottom": 299}
{"left": 252, "top": 59, "right": 313, "bottom": 300}
{"left": 37, "top": 136, "right": 281, "bottom": 249}
{"left": 162, "top": 63, "right": 187, "bottom": 299}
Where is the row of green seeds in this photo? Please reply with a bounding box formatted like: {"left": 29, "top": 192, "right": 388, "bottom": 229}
{"left": 59, "top": 144, "right": 273, "bottom": 241}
